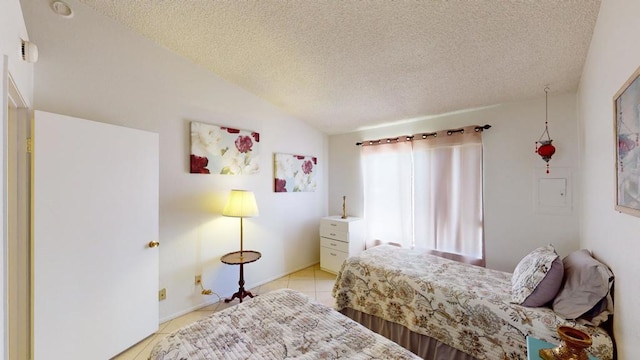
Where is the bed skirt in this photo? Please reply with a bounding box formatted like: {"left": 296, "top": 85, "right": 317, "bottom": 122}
{"left": 339, "top": 307, "right": 478, "bottom": 360}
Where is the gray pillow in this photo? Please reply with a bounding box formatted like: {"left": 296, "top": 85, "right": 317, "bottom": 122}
{"left": 521, "top": 255, "right": 564, "bottom": 307}
{"left": 511, "top": 245, "right": 560, "bottom": 304}
{"left": 552, "top": 249, "right": 614, "bottom": 320}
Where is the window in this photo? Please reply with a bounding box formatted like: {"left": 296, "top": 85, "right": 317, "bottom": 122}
{"left": 361, "top": 125, "right": 484, "bottom": 265}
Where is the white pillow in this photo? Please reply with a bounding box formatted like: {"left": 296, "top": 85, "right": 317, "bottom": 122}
{"left": 511, "top": 245, "right": 559, "bottom": 304}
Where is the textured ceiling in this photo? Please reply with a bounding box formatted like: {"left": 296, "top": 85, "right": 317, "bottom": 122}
{"left": 76, "top": 0, "right": 601, "bottom": 135}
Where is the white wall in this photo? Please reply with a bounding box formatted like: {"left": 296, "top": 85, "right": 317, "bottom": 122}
{"left": 1, "top": 0, "right": 33, "bottom": 357}
{"left": 329, "top": 92, "right": 581, "bottom": 272}
{"left": 577, "top": 0, "right": 640, "bottom": 358}
{"left": 20, "top": 0, "right": 328, "bottom": 322}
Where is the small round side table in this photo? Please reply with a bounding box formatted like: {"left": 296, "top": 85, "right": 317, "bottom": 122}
{"left": 220, "top": 250, "right": 261, "bottom": 303}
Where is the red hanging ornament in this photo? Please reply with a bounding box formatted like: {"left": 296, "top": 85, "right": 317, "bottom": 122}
{"left": 537, "top": 140, "right": 556, "bottom": 160}
{"left": 536, "top": 87, "right": 556, "bottom": 174}
{"left": 537, "top": 140, "right": 555, "bottom": 174}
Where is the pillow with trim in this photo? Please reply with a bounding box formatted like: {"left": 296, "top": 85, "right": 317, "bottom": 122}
{"left": 511, "top": 244, "right": 561, "bottom": 305}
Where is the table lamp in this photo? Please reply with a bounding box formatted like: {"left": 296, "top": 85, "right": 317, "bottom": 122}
{"left": 222, "top": 190, "right": 259, "bottom": 256}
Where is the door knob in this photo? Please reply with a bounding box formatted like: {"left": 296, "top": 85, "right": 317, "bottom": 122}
{"left": 148, "top": 241, "right": 160, "bottom": 248}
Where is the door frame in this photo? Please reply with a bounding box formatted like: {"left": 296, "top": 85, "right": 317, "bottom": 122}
{"left": 8, "top": 75, "right": 31, "bottom": 360}
{"left": 1, "top": 53, "right": 7, "bottom": 360}
{"left": 0, "top": 55, "right": 32, "bottom": 359}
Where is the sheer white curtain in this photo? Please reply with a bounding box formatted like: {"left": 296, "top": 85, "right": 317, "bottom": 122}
{"left": 361, "top": 140, "right": 413, "bottom": 248}
{"left": 413, "top": 127, "right": 484, "bottom": 265}
{"left": 361, "top": 126, "right": 484, "bottom": 265}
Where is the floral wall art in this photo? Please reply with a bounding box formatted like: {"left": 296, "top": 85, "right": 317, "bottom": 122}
{"left": 614, "top": 65, "right": 640, "bottom": 216}
{"left": 274, "top": 153, "right": 317, "bottom": 192}
{"left": 190, "top": 121, "right": 260, "bottom": 175}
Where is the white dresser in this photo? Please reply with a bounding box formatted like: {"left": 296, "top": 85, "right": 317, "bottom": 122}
{"left": 319, "top": 216, "right": 364, "bottom": 274}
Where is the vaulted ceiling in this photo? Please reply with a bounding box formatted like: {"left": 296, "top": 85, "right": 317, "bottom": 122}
{"left": 76, "top": 0, "right": 601, "bottom": 134}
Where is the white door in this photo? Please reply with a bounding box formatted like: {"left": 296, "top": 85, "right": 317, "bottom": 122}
{"left": 32, "top": 111, "right": 159, "bottom": 359}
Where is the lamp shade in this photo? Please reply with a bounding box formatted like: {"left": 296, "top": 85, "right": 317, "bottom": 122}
{"left": 222, "top": 190, "right": 259, "bottom": 218}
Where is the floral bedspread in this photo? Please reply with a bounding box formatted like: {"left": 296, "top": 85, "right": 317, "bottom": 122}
{"left": 332, "top": 245, "right": 614, "bottom": 360}
{"left": 149, "top": 288, "right": 421, "bottom": 360}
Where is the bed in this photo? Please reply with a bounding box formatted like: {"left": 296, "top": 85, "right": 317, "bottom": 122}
{"left": 149, "top": 288, "right": 422, "bottom": 359}
{"left": 332, "top": 245, "right": 615, "bottom": 360}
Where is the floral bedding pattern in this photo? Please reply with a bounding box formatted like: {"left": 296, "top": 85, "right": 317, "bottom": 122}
{"left": 149, "top": 289, "right": 421, "bottom": 360}
{"left": 332, "top": 245, "right": 614, "bottom": 360}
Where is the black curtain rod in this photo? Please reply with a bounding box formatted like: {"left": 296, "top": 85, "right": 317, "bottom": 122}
{"left": 355, "top": 124, "right": 492, "bottom": 146}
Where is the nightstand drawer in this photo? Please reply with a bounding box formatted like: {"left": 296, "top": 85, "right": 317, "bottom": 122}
{"left": 319, "top": 226, "right": 348, "bottom": 241}
{"left": 320, "top": 237, "right": 349, "bottom": 252}
{"left": 320, "top": 246, "right": 347, "bottom": 274}
{"left": 320, "top": 218, "right": 350, "bottom": 232}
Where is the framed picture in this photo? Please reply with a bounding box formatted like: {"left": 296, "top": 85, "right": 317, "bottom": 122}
{"left": 274, "top": 153, "right": 317, "bottom": 192}
{"left": 190, "top": 121, "right": 260, "bottom": 175}
{"left": 614, "top": 65, "right": 640, "bottom": 216}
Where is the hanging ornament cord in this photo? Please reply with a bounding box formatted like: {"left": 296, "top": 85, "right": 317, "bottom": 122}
{"left": 536, "top": 87, "right": 552, "bottom": 143}
{"left": 535, "top": 86, "right": 553, "bottom": 173}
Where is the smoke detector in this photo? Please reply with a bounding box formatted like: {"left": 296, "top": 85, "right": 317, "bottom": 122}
{"left": 21, "top": 40, "right": 38, "bottom": 63}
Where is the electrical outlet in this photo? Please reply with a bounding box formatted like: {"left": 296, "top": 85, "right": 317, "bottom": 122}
{"left": 195, "top": 275, "right": 202, "bottom": 285}
{"left": 159, "top": 288, "right": 167, "bottom": 301}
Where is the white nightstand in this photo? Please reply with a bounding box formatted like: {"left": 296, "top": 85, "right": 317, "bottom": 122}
{"left": 319, "top": 216, "right": 364, "bottom": 274}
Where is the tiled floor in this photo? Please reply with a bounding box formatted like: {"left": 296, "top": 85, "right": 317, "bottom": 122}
{"left": 112, "top": 264, "right": 337, "bottom": 360}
